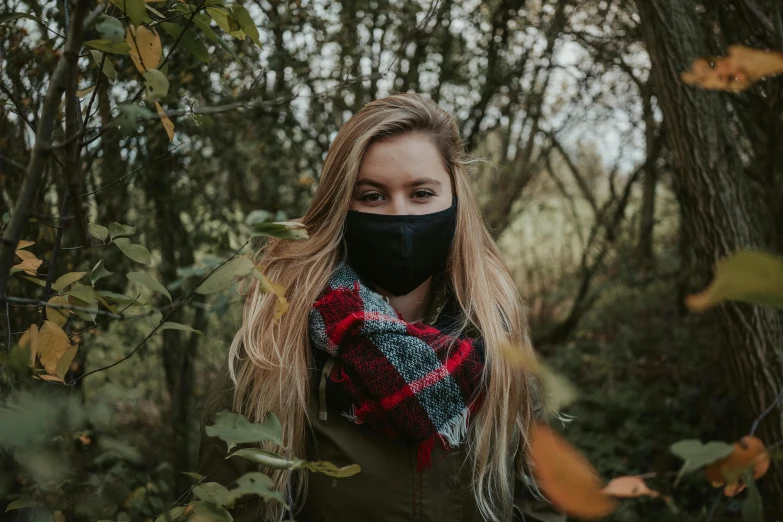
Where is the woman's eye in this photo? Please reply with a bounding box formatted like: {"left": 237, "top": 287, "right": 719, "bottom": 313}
{"left": 360, "top": 192, "right": 384, "bottom": 203}
{"left": 412, "top": 189, "right": 435, "bottom": 199}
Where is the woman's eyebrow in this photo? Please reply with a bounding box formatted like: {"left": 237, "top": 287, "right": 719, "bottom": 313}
{"left": 355, "top": 179, "right": 386, "bottom": 189}
{"left": 408, "top": 177, "right": 443, "bottom": 188}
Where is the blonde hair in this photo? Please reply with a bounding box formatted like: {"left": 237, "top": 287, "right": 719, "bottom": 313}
{"left": 229, "top": 93, "right": 536, "bottom": 521}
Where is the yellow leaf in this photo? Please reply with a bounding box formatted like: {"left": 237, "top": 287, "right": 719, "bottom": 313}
{"left": 45, "top": 296, "right": 71, "bottom": 327}
{"left": 34, "top": 373, "right": 65, "bottom": 383}
{"left": 52, "top": 271, "right": 87, "bottom": 292}
{"left": 12, "top": 256, "right": 43, "bottom": 276}
{"left": 37, "top": 320, "right": 72, "bottom": 377}
{"left": 687, "top": 250, "right": 783, "bottom": 311}
{"left": 155, "top": 101, "right": 174, "bottom": 142}
{"left": 126, "top": 25, "right": 161, "bottom": 73}
{"left": 15, "top": 249, "right": 38, "bottom": 262}
{"left": 531, "top": 423, "right": 616, "bottom": 519}
{"left": 54, "top": 344, "right": 78, "bottom": 380}
{"left": 681, "top": 45, "right": 783, "bottom": 92}
{"left": 602, "top": 476, "right": 660, "bottom": 498}
{"left": 16, "top": 240, "right": 35, "bottom": 250}
{"left": 18, "top": 324, "right": 39, "bottom": 368}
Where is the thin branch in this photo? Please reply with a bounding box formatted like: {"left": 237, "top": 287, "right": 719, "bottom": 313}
{"left": 6, "top": 296, "right": 123, "bottom": 319}
{"left": 0, "top": 0, "right": 91, "bottom": 323}
{"left": 81, "top": 144, "right": 182, "bottom": 197}
{"left": 750, "top": 387, "right": 783, "bottom": 436}
{"left": 41, "top": 189, "right": 72, "bottom": 320}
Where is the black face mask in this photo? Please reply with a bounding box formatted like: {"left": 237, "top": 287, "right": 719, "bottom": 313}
{"left": 343, "top": 198, "right": 458, "bottom": 297}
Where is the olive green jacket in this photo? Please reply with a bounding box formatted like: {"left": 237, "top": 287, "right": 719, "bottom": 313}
{"left": 197, "top": 291, "right": 566, "bottom": 522}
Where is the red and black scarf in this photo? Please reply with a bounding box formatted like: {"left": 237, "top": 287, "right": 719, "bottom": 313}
{"left": 309, "top": 264, "right": 486, "bottom": 471}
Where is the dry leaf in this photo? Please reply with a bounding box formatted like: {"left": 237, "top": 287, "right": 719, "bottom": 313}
{"left": 681, "top": 45, "right": 783, "bottom": 92}
{"left": 18, "top": 324, "right": 39, "bottom": 368}
{"left": 155, "top": 101, "right": 174, "bottom": 142}
{"left": 705, "top": 435, "right": 769, "bottom": 496}
{"left": 531, "top": 423, "right": 616, "bottom": 519}
{"left": 126, "top": 25, "right": 162, "bottom": 73}
{"left": 37, "top": 320, "right": 72, "bottom": 377}
{"left": 46, "top": 295, "right": 71, "bottom": 327}
{"left": 603, "top": 476, "right": 660, "bottom": 498}
{"left": 16, "top": 240, "right": 35, "bottom": 250}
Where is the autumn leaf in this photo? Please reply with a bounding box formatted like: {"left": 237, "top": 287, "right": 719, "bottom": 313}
{"left": 127, "top": 25, "right": 162, "bottom": 73}
{"left": 37, "top": 320, "right": 73, "bottom": 378}
{"left": 18, "top": 324, "right": 39, "bottom": 368}
{"left": 602, "top": 476, "right": 660, "bottom": 498}
{"left": 705, "top": 435, "right": 769, "bottom": 496}
{"left": 46, "top": 295, "right": 71, "bottom": 327}
{"left": 681, "top": 45, "right": 783, "bottom": 92}
{"left": 16, "top": 240, "right": 34, "bottom": 250}
{"left": 251, "top": 265, "right": 289, "bottom": 320}
{"left": 155, "top": 101, "right": 174, "bottom": 142}
{"left": 12, "top": 248, "right": 43, "bottom": 276}
{"left": 530, "top": 423, "right": 616, "bottom": 519}
{"left": 687, "top": 251, "right": 783, "bottom": 311}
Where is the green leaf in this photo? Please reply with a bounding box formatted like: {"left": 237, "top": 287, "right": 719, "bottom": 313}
{"left": 127, "top": 271, "right": 172, "bottom": 303}
{"left": 193, "top": 482, "right": 230, "bottom": 506}
{"left": 109, "top": 222, "right": 136, "bottom": 239}
{"left": 96, "top": 14, "right": 125, "bottom": 42}
{"left": 251, "top": 221, "right": 308, "bottom": 240}
{"left": 52, "top": 271, "right": 87, "bottom": 292}
{"left": 159, "top": 22, "right": 210, "bottom": 64}
{"left": 743, "top": 474, "right": 764, "bottom": 522}
{"left": 96, "top": 290, "right": 141, "bottom": 304}
{"left": 230, "top": 5, "right": 260, "bottom": 46}
{"left": 182, "top": 471, "right": 204, "bottom": 481}
{"left": 90, "top": 50, "right": 116, "bottom": 82}
{"left": 21, "top": 276, "right": 47, "bottom": 287}
{"left": 190, "top": 501, "right": 233, "bottom": 521}
{"left": 192, "top": 13, "right": 240, "bottom": 62}
{"left": 154, "top": 505, "right": 187, "bottom": 522}
{"left": 143, "top": 69, "right": 169, "bottom": 103}
{"left": 231, "top": 448, "right": 296, "bottom": 469}
{"left": 113, "top": 104, "right": 155, "bottom": 135}
{"left": 90, "top": 259, "right": 114, "bottom": 286}
{"left": 205, "top": 410, "right": 283, "bottom": 450}
{"left": 226, "top": 472, "right": 286, "bottom": 506}
{"left": 688, "top": 250, "right": 783, "bottom": 311}
{"left": 230, "top": 448, "right": 362, "bottom": 478}
{"left": 85, "top": 39, "right": 130, "bottom": 55}
{"left": 158, "top": 322, "right": 202, "bottom": 335}
{"left": 117, "top": 0, "right": 145, "bottom": 26}
{"left": 113, "top": 238, "right": 151, "bottom": 265}
{"left": 0, "top": 12, "right": 44, "bottom": 25}
{"left": 88, "top": 222, "right": 109, "bottom": 241}
{"left": 66, "top": 284, "right": 100, "bottom": 305}
{"left": 196, "top": 257, "right": 255, "bottom": 294}
{"left": 671, "top": 439, "right": 734, "bottom": 485}
{"left": 4, "top": 498, "right": 38, "bottom": 512}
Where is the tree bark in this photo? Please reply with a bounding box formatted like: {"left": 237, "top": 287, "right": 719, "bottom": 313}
{"left": 636, "top": 0, "right": 783, "bottom": 513}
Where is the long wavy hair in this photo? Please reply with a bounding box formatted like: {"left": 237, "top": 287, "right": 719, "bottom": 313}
{"left": 229, "top": 93, "right": 536, "bottom": 521}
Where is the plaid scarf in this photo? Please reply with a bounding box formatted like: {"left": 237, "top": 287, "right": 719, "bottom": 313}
{"left": 309, "top": 264, "right": 486, "bottom": 471}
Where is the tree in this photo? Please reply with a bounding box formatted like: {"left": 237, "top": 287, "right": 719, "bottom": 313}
{"left": 636, "top": 0, "right": 783, "bottom": 512}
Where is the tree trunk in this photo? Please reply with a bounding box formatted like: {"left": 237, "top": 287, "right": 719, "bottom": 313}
{"left": 636, "top": 0, "right": 783, "bottom": 514}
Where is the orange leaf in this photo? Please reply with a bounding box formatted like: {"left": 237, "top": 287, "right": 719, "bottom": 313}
{"left": 126, "top": 25, "right": 162, "bottom": 73}
{"left": 37, "top": 320, "right": 72, "bottom": 377}
{"left": 531, "top": 423, "right": 616, "bottom": 519}
{"left": 705, "top": 435, "right": 769, "bottom": 495}
{"left": 16, "top": 240, "right": 35, "bottom": 250}
{"left": 155, "top": 101, "right": 174, "bottom": 142}
{"left": 681, "top": 45, "right": 783, "bottom": 92}
{"left": 602, "top": 476, "right": 660, "bottom": 498}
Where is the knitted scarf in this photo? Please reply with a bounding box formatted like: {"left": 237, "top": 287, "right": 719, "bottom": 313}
{"left": 309, "top": 263, "right": 486, "bottom": 471}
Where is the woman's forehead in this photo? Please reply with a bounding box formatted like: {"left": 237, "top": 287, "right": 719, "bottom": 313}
{"left": 357, "top": 134, "right": 450, "bottom": 187}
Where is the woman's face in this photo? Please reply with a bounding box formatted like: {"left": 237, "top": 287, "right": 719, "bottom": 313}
{"left": 350, "top": 133, "right": 453, "bottom": 215}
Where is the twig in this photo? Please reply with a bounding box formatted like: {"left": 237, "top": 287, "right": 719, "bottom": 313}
{"left": 0, "top": 0, "right": 91, "bottom": 319}
{"left": 750, "top": 387, "right": 783, "bottom": 436}
{"left": 41, "top": 189, "right": 72, "bottom": 320}
{"left": 6, "top": 296, "right": 123, "bottom": 319}
{"left": 81, "top": 144, "right": 182, "bottom": 196}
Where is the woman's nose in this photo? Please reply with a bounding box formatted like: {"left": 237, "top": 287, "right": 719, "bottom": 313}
{"left": 387, "top": 195, "right": 410, "bottom": 215}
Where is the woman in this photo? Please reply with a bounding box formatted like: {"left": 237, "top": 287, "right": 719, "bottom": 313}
{"left": 199, "top": 93, "right": 565, "bottom": 522}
